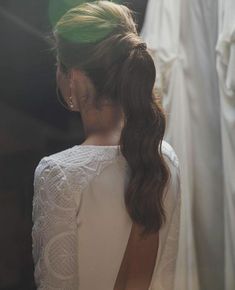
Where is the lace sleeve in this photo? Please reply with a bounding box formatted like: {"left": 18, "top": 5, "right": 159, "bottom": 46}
{"left": 32, "top": 157, "right": 79, "bottom": 290}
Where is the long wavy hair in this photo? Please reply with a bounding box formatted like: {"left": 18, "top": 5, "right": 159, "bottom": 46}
{"left": 53, "top": 1, "right": 170, "bottom": 235}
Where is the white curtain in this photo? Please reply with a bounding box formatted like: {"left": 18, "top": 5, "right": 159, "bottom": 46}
{"left": 216, "top": 0, "right": 235, "bottom": 289}
{"left": 141, "top": 0, "right": 233, "bottom": 289}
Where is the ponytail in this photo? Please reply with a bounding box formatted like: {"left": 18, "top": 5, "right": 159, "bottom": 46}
{"left": 117, "top": 44, "right": 170, "bottom": 235}
{"left": 54, "top": 1, "right": 170, "bottom": 236}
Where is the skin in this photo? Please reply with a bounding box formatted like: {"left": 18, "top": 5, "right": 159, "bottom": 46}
{"left": 113, "top": 224, "right": 159, "bottom": 290}
{"left": 56, "top": 64, "right": 159, "bottom": 290}
{"left": 56, "top": 64, "right": 124, "bottom": 146}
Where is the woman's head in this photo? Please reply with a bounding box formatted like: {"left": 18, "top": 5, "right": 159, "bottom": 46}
{"left": 53, "top": 1, "right": 170, "bottom": 235}
{"left": 54, "top": 1, "right": 152, "bottom": 109}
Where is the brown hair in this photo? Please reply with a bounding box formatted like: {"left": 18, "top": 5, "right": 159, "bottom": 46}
{"left": 53, "top": 1, "right": 169, "bottom": 235}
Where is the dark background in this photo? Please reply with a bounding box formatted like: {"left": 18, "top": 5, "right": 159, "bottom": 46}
{"left": 0, "top": 1, "right": 148, "bottom": 289}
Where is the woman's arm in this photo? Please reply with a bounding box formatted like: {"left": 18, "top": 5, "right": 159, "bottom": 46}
{"left": 32, "top": 157, "right": 79, "bottom": 289}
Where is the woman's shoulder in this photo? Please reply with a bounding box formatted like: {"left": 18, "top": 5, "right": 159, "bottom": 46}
{"left": 33, "top": 148, "right": 76, "bottom": 190}
{"left": 44, "top": 146, "right": 88, "bottom": 165}
{"left": 38, "top": 145, "right": 121, "bottom": 167}
{"left": 34, "top": 145, "right": 122, "bottom": 194}
{"left": 34, "top": 147, "right": 92, "bottom": 176}
{"left": 35, "top": 141, "right": 179, "bottom": 173}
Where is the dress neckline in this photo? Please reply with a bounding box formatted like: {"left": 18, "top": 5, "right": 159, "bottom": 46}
{"left": 74, "top": 144, "right": 120, "bottom": 149}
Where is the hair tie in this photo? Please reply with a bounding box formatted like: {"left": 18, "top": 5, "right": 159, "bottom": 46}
{"left": 135, "top": 42, "right": 147, "bottom": 51}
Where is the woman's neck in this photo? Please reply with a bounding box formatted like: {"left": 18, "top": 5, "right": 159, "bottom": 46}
{"left": 80, "top": 102, "right": 124, "bottom": 146}
{"left": 81, "top": 130, "right": 122, "bottom": 146}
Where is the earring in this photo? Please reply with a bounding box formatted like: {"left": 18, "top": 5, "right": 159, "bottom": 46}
{"left": 68, "top": 80, "right": 75, "bottom": 110}
{"left": 69, "top": 95, "right": 74, "bottom": 109}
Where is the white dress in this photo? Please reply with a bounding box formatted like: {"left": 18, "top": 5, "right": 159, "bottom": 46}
{"left": 32, "top": 140, "right": 181, "bottom": 290}
{"left": 216, "top": 0, "right": 235, "bottom": 289}
{"left": 141, "top": 1, "right": 223, "bottom": 290}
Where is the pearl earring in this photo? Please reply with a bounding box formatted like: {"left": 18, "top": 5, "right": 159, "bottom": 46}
{"left": 69, "top": 79, "right": 75, "bottom": 109}
{"left": 69, "top": 95, "right": 74, "bottom": 109}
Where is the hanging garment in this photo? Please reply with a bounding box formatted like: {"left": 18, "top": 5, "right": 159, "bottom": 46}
{"left": 32, "top": 141, "right": 181, "bottom": 290}
{"left": 141, "top": 0, "right": 224, "bottom": 290}
{"left": 216, "top": 1, "right": 235, "bottom": 289}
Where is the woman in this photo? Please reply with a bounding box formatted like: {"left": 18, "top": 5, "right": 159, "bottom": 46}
{"left": 32, "top": 1, "right": 181, "bottom": 290}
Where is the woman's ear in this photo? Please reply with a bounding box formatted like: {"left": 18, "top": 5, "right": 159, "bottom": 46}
{"left": 56, "top": 64, "right": 71, "bottom": 104}
{"left": 69, "top": 69, "right": 82, "bottom": 112}
{"left": 69, "top": 68, "right": 96, "bottom": 112}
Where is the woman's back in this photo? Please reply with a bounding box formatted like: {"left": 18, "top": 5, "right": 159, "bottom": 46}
{"left": 32, "top": 140, "right": 180, "bottom": 290}
{"left": 32, "top": 1, "right": 181, "bottom": 289}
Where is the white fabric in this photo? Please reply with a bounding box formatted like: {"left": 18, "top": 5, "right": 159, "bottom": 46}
{"left": 32, "top": 141, "right": 181, "bottom": 290}
{"left": 141, "top": 1, "right": 224, "bottom": 290}
{"left": 216, "top": 1, "right": 235, "bottom": 289}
